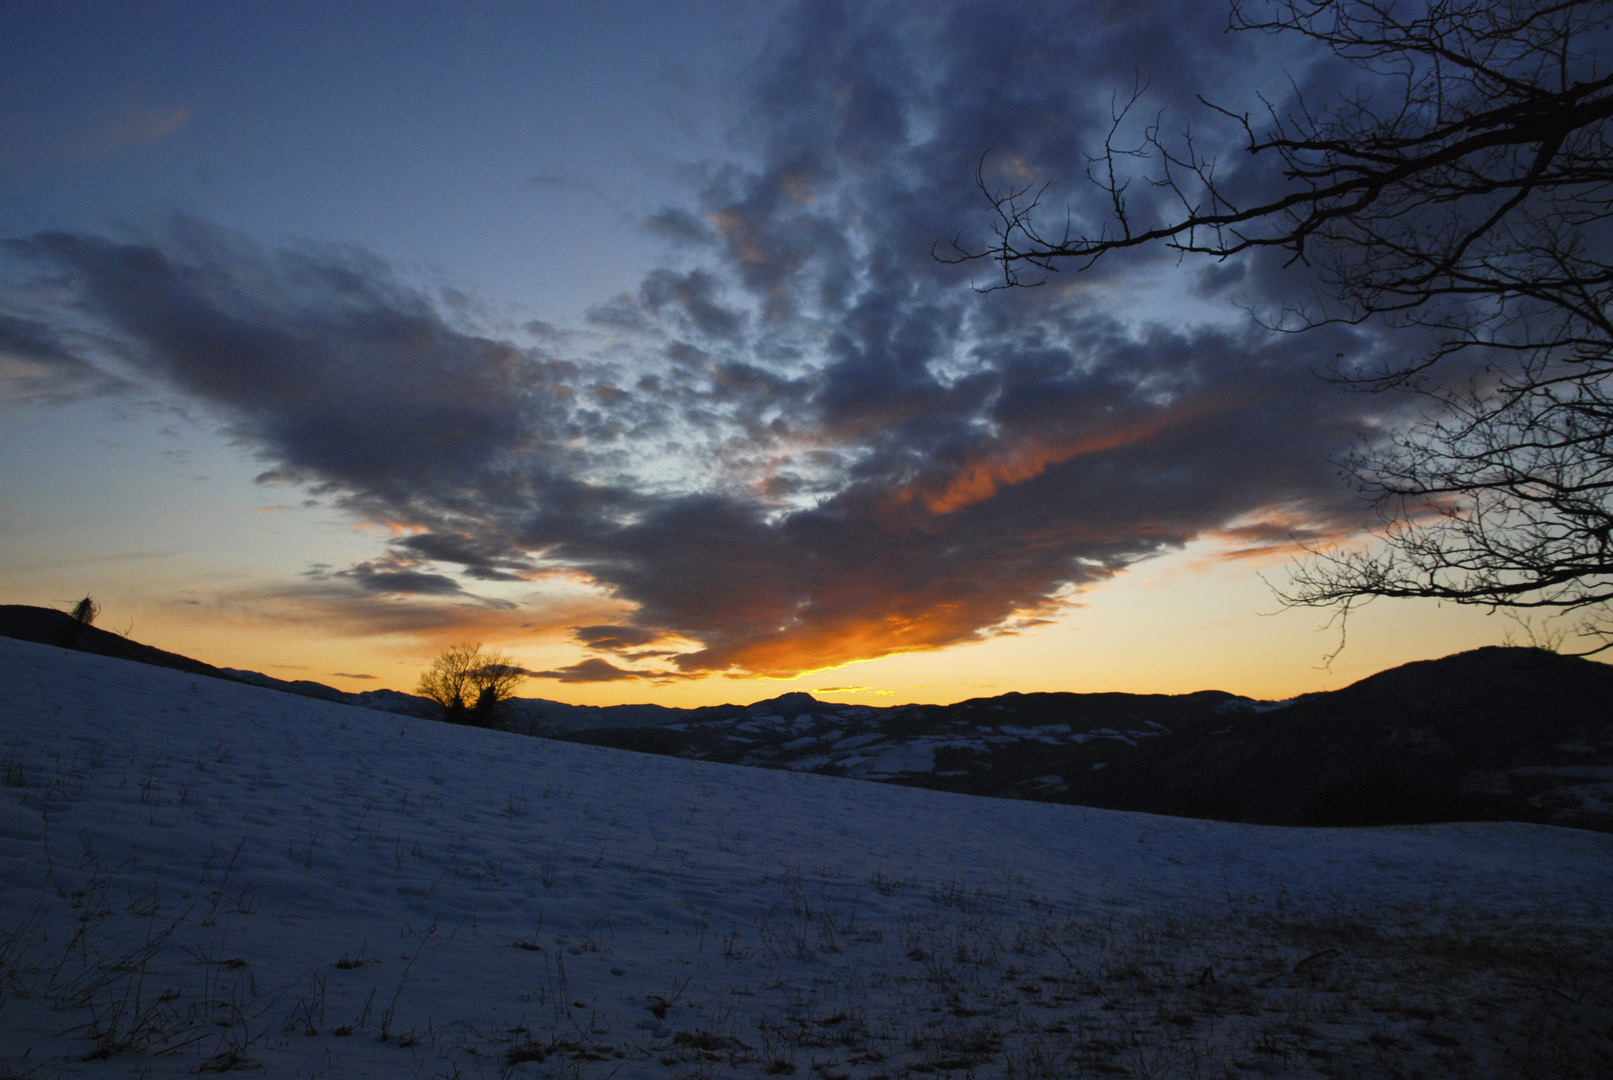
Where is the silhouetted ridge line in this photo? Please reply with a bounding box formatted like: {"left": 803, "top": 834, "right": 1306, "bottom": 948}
{"left": 0, "top": 605, "right": 230, "bottom": 680}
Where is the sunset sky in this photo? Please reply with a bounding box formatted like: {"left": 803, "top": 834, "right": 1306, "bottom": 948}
{"left": 0, "top": 1, "right": 1516, "bottom": 707}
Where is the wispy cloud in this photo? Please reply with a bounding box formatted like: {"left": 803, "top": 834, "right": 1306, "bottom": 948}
{"left": 1, "top": 93, "right": 190, "bottom": 170}
{"left": 0, "top": 312, "right": 132, "bottom": 402}
{"left": 573, "top": 625, "right": 670, "bottom": 652}
{"left": 530, "top": 658, "right": 675, "bottom": 683}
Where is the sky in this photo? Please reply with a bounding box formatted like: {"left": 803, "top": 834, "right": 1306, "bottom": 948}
{"left": 0, "top": 0, "right": 1519, "bottom": 707}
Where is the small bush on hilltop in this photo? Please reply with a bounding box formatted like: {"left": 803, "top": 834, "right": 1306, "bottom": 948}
{"left": 69, "top": 595, "right": 100, "bottom": 625}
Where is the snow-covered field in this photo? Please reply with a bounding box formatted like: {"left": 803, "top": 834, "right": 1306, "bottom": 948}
{"left": 0, "top": 636, "right": 1608, "bottom": 1079}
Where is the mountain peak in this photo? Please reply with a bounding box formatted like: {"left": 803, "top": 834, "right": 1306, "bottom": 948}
{"left": 749, "top": 691, "right": 821, "bottom": 716}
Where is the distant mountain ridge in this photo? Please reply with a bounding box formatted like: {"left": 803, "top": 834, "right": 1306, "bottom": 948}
{"left": 3, "top": 604, "right": 1608, "bottom": 832}
{"left": 556, "top": 653, "right": 1613, "bottom": 832}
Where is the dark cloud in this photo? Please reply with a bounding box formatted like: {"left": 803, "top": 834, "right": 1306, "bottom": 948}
{"left": 587, "top": 268, "right": 746, "bottom": 342}
{"left": 530, "top": 657, "right": 657, "bottom": 683}
{"left": 332, "top": 672, "right": 377, "bottom": 679}
{"left": 522, "top": 319, "right": 582, "bottom": 344}
{"left": 640, "top": 269, "right": 745, "bottom": 340}
{"left": 4, "top": 220, "right": 579, "bottom": 502}
{"left": 530, "top": 321, "right": 1373, "bottom": 675}
{"left": 307, "top": 550, "right": 527, "bottom": 603}
{"left": 585, "top": 293, "right": 660, "bottom": 335}
{"left": 394, "top": 532, "right": 535, "bottom": 582}
{"left": 335, "top": 557, "right": 466, "bottom": 597}
{"left": 643, "top": 208, "right": 716, "bottom": 246}
{"left": 3, "top": 1, "right": 1404, "bottom": 677}
{"left": 573, "top": 624, "right": 668, "bottom": 652}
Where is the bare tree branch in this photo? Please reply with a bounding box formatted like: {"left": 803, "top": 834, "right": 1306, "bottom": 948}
{"left": 950, "top": 0, "right": 1613, "bottom": 650}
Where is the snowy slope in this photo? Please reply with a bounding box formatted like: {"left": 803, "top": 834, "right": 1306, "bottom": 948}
{"left": 0, "top": 636, "right": 1608, "bottom": 1079}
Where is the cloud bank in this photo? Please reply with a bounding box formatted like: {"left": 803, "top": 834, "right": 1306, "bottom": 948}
{"left": 1, "top": 0, "right": 1397, "bottom": 679}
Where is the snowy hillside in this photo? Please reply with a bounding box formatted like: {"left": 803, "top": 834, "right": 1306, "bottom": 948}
{"left": 1, "top": 636, "right": 1608, "bottom": 1079}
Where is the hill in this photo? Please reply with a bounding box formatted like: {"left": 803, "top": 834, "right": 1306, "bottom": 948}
{"left": 0, "top": 603, "right": 234, "bottom": 680}
{"left": 0, "top": 634, "right": 1608, "bottom": 1077}
{"left": 4, "top": 604, "right": 1609, "bottom": 830}
{"left": 554, "top": 649, "right": 1613, "bottom": 832}
{"left": 1076, "top": 646, "right": 1613, "bottom": 827}
{"left": 0, "top": 605, "right": 677, "bottom": 732}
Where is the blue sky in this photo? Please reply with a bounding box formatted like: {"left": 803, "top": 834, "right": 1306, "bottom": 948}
{"left": 1, "top": 1, "right": 768, "bottom": 315}
{"left": 0, "top": 1, "right": 1510, "bottom": 703}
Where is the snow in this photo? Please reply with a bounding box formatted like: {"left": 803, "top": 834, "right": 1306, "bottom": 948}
{"left": 831, "top": 733, "right": 884, "bottom": 752}
{"left": 0, "top": 635, "right": 1608, "bottom": 1078}
{"left": 850, "top": 742, "right": 937, "bottom": 777}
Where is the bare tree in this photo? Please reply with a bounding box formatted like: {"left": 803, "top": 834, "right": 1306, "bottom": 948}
{"left": 417, "top": 642, "right": 528, "bottom": 726}
{"left": 468, "top": 654, "right": 527, "bottom": 722}
{"left": 949, "top": 0, "right": 1613, "bottom": 652}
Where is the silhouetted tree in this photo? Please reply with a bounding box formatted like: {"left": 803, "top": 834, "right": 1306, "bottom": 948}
{"left": 950, "top": 0, "right": 1613, "bottom": 652}
{"left": 69, "top": 595, "right": 99, "bottom": 625}
{"left": 416, "top": 642, "right": 528, "bottom": 726}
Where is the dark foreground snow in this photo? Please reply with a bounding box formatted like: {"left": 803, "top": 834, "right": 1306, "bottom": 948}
{"left": 0, "top": 636, "right": 1607, "bottom": 1078}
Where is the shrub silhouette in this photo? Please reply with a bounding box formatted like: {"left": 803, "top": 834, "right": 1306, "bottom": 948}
{"left": 416, "top": 643, "right": 526, "bottom": 727}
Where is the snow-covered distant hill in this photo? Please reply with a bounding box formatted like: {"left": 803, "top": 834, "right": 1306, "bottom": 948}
{"left": 1, "top": 635, "right": 1609, "bottom": 1078}
{"left": 558, "top": 688, "right": 1245, "bottom": 794}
